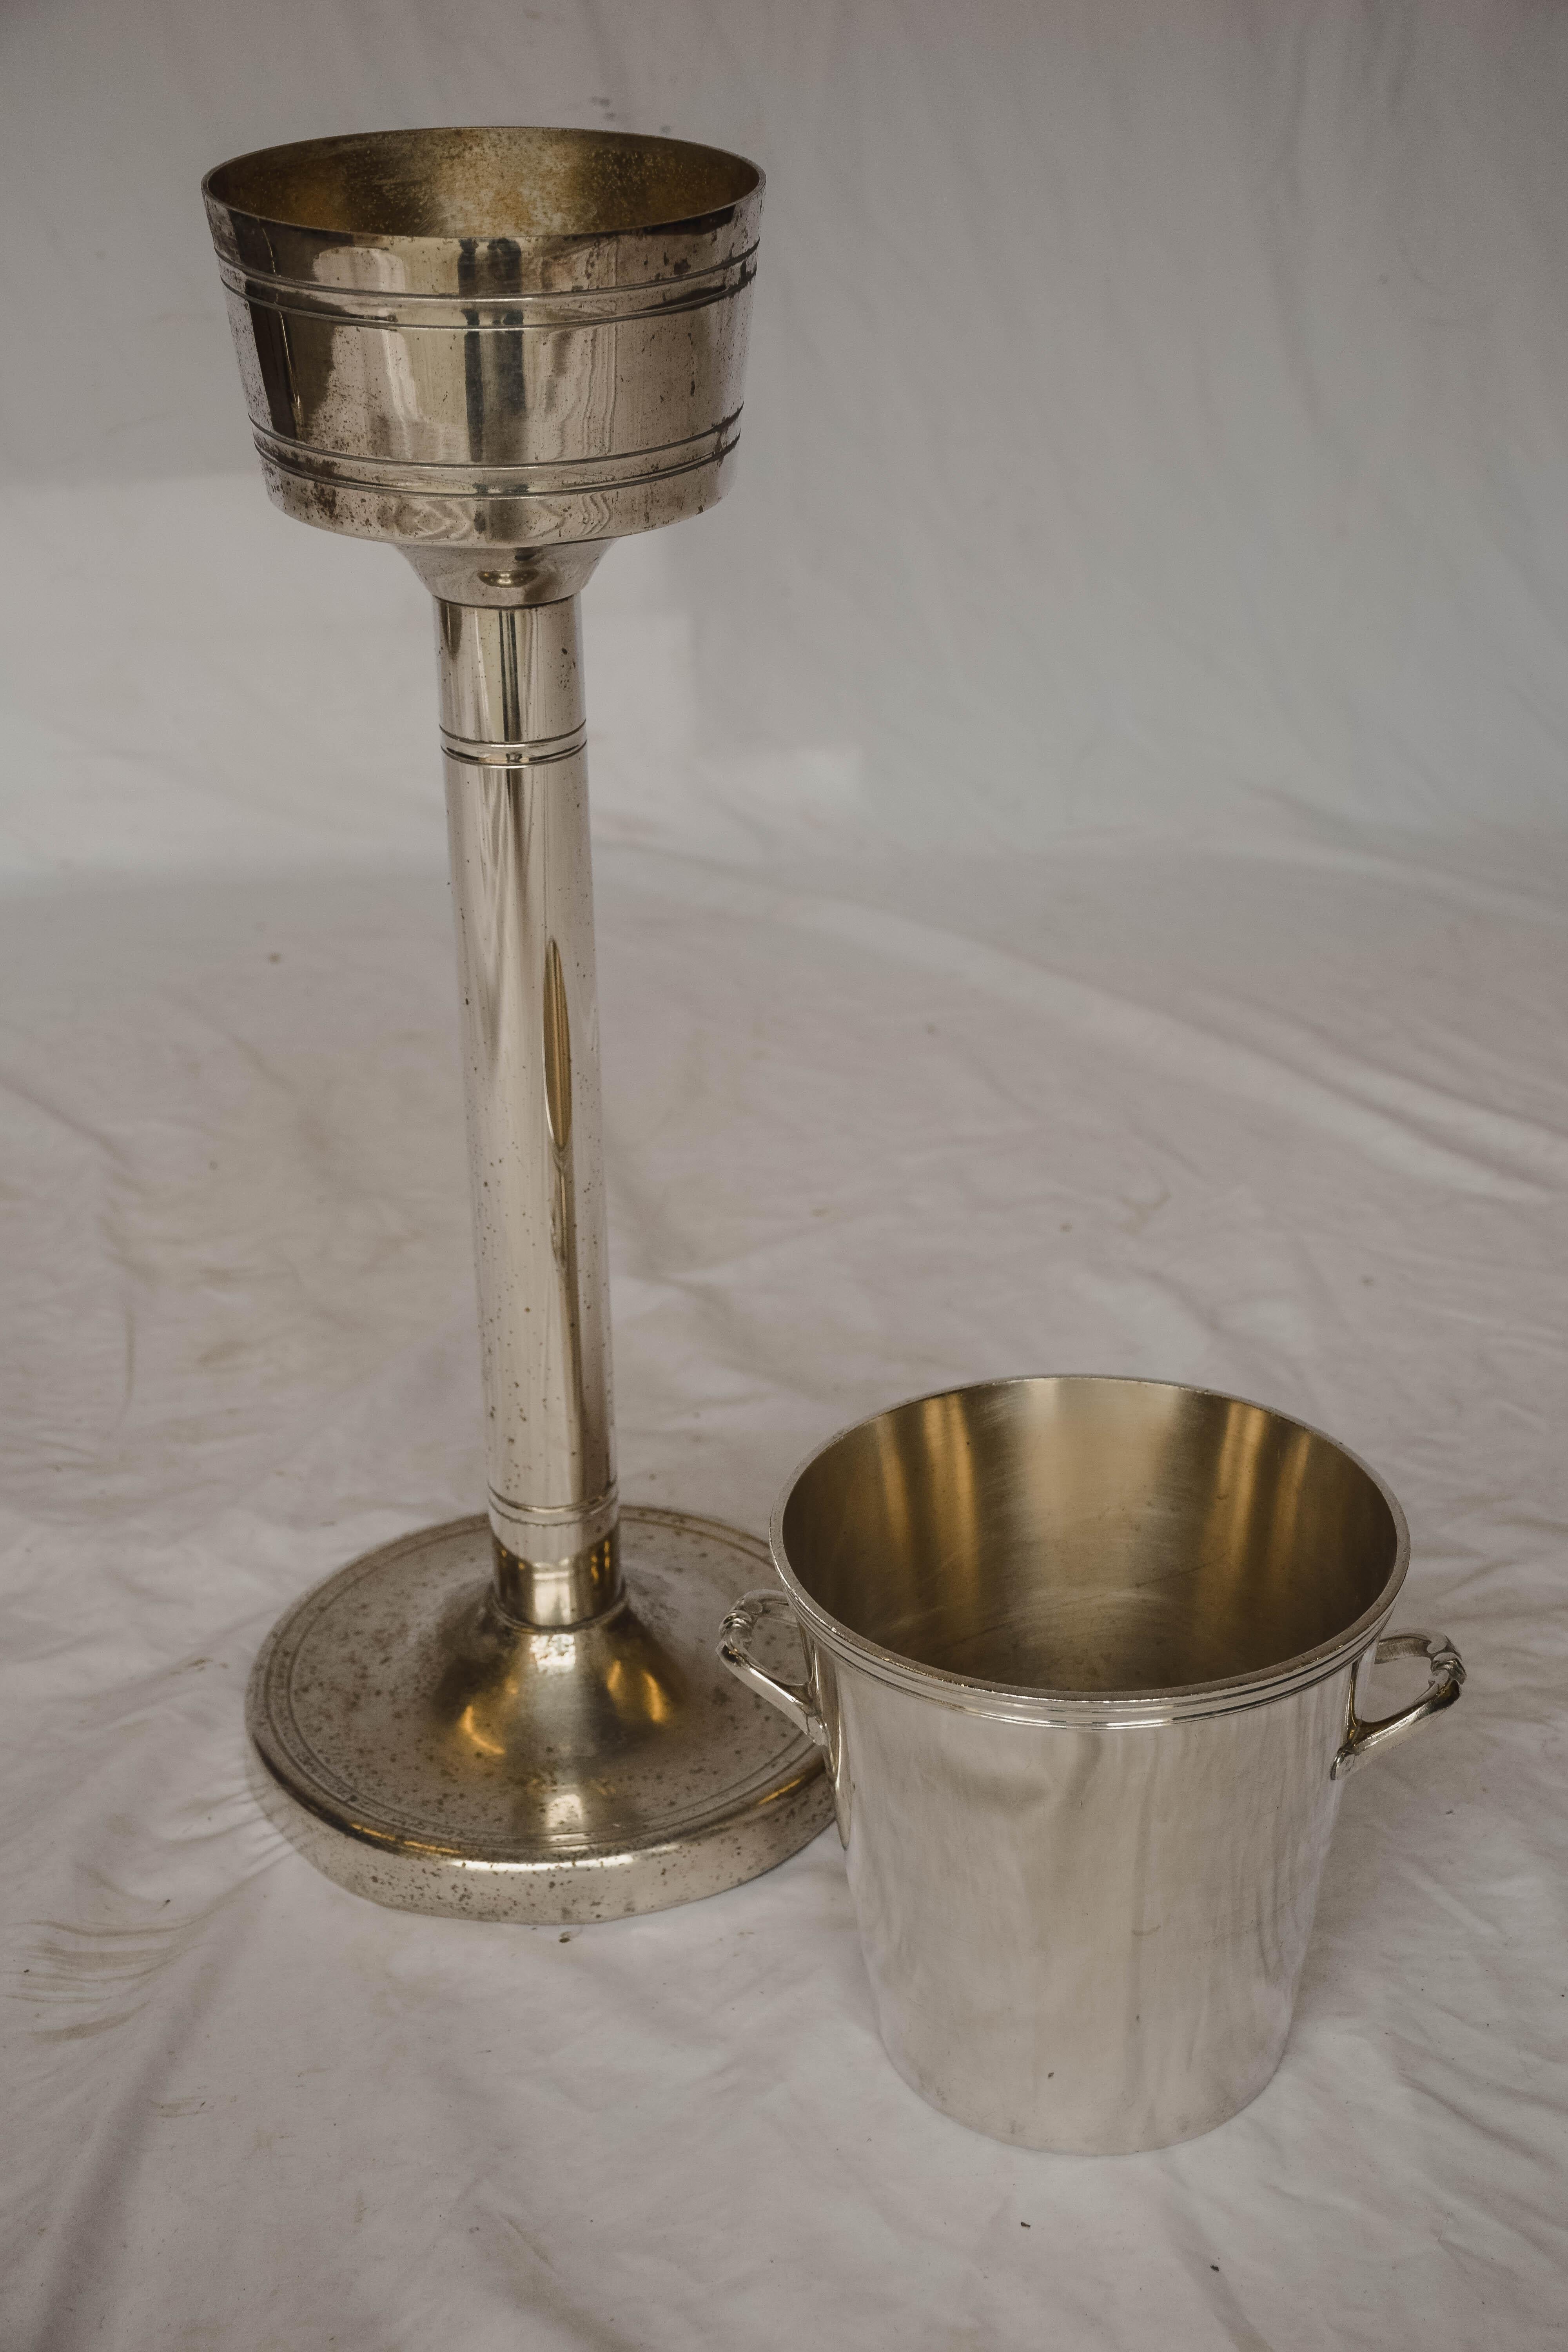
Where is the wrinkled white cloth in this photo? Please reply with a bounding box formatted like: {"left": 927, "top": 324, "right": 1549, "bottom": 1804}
{"left": 3, "top": 4, "right": 1567, "bottom": 2347}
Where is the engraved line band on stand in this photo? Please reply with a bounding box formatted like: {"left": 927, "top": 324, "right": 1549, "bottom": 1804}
{"left": 217, "top": 249, "right": 758, "bottom": 328}
{"left": 488, "top": 1482, "right": 620, "bottom": 1551}
{"left": 439, "top": 728, "right": 588, "bottom": 767}
{"left": 252, "top": 429, "right": 743, "bottom": 499}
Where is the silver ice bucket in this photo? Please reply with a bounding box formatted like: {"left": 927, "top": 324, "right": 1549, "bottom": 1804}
{"left": 720, "top": 1377, "right": 1464, "bottom": 2154}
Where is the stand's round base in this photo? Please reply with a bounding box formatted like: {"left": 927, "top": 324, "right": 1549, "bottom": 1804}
{"left": 247, "top": 1507, "right": 833, "bottom": 1923}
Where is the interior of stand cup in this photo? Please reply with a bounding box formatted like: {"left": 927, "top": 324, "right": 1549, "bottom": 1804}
{"left": 205, "top": 127, "right": 760, "bottom": 240}
{"left": 779, "top": 1377, "right": 1404, "bottom": 1695}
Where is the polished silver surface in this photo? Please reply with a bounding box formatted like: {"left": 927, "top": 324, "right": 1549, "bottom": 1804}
{"left": 722, "top": 1376, "right": 1465, "bottom": 2152}
{"left": 250, "top": 1509, "right": 829, "bottom": 1923}
{"left": 203, "top": 127, "right": 760, "bottom": 555}
{"left": 1332, "top": 1629, "right": 1465, "bottom": 1779}
{"left": 207, "top": 127, "right": 830, "bottom": 1919}
{"left": 442, "top": 594, "right": 615, "bottom": 1610}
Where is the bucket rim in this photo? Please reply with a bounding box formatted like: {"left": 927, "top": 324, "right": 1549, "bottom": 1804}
{"left": 768, "top": 1374, "right": 1410, "bottom": 1727}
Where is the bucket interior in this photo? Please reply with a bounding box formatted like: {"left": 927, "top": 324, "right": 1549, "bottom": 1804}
{"left": 779, "top": 1379, "right": 1402, "bottom": 1694}
{"left": 206, "top": 127, "right": 759, "bottom": 243}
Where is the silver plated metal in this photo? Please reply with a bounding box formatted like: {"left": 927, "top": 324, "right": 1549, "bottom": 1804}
{"left": 250, "top": 1508, "right": 827, "bottom": 1923}
{"left": 203, "top": 127, "right": 761, "bottom": 555}
{"left": 206, "top": 127, "right": 829, "bottom": 1920}
{"left": 722, "top": 1375, "right": 1465, "bottom": 2152}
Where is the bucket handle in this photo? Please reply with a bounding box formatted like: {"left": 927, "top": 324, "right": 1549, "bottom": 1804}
{"left": 718, "top": 1589, "right": 828, "bottom": 1749}
{"left": 1331, "top": 1631, "right": 1465, "bottom": 1781}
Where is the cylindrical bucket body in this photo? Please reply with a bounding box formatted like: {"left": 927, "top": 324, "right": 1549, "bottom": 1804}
{"left": 769, "top": 1377, "right": 1414, "bottom": 2154}
{"left": 202, "top": 127, "right": 761, "bottom": 551}
{"left": 820, "top": 1641, "right": 1361, "bottom": 2152}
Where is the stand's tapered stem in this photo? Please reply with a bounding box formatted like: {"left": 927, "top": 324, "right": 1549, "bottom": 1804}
{"left": 441, "top": 597, "right": 620, "bottom": 1628}
{"left": 244, "top": 582, "right": 833, "bottom": 1917}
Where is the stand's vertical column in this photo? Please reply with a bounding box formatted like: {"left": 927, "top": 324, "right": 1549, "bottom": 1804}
{"left": 439, "top": 595, "right": 620, "bottom": 1629}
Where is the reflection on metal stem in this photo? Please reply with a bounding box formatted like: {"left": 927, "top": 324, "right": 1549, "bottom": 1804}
{"left": 441, "top": 596, "right": 620, "bottom": 1627}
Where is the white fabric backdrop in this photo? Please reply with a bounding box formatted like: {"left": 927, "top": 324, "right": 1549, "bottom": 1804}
{"left": 3, "top": 4, "right": 1566, "bottom": 2346}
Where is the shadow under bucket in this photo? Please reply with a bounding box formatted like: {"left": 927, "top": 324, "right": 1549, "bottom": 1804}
{"left": 721, "top": 1376, "right": 1464, "bottom": 2153}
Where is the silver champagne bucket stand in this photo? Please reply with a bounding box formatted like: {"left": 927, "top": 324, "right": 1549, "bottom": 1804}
{"left": 203, "top": 127, "right": 832, "bottom": 1922}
